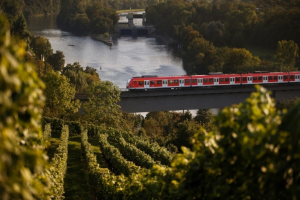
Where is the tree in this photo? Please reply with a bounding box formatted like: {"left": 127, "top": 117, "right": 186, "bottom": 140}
{"left": 82, "top": 81, "right": 122, "bottom": 128}
{"left": 223, "top": 48, "right": 260, "bottom": 73}
{"left": 30, "top": 36, "right": 53, "bottom": 61}
{"left": 42, "top": 71, "right": 81, "bottom": 120}
{"left": 194, "top": 109, "right": 212, "bottom": 125}
{"left": 206, "top": 21, "right": 225, "bottom": 46}
{"left": 62, "top": 63, "right": 100, "bottom": 93}
{"left": 47, "top": 50, "right": 65, "bottom": 72}
{"left": 274, "top": 40, "right": 299, "bottom": 71}
{"left": 0, "top": 14, "right": 51, "bottom": 199}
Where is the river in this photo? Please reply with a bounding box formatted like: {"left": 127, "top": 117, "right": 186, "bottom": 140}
{"left": 26, "top": 15, "right": 186, "bottom": 89}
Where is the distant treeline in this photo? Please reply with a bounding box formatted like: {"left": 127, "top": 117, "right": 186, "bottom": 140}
{"left": 23, "top": 0, "right": 61, "bottom": 18}
{"left": 145, "top": 0, "right": 300, "bottom": 75}
{"left": 56, "top": 0, "right": 119, "bottom": 35}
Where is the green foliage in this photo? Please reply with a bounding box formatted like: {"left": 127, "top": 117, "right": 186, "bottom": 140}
{"left": 23, "top": 0, "right": 61, "bottom": 17}
{"left": 30, "top": 35, "right": 53, "bottom": 60}
{"left": 42, "top": 70, "right": 81, "bottom": 120}
{"left": 57, "top": 0, "right": 118, "bottom": 35}
{"left": 43, "top": 123, "right": 52, "bottom": 148}
{"left": 80, "top": 129, "right": 127, "bottom": 199}
{"left": 146, "top": 0, "right": 300, "bottom": 74}
{"left": 43, "top": 117, "right": 64, "bottom": 137}
{"left": 108, "top": 131, "right": 158, "bottom": 168}
{"left": 0, "top": 0, "right": 30, "bottom": 42}
{"left": 82, "top": 81, "right": 122, "bottom": 128}
{"left": 274, "top": 40, "right": 299, "bottom": 71}
{"left": 49, "top": 125, "right": 69, "bottom": 199}
{"left": 0, "top": 14, "right": 51, "bottom": 199}
{"left": 43, "top": 117, "right": 83, "bottom": 137}
{"left": 223, "top": 48, "right": 261, "bottom": 73}
{"left": 98, "top": 133, "right": 140, "bottom": 176}
{"left": 47, "top": 50, "right": 65, "bottom": 72}
{"left": 62, "top": 62, "right": 100, "bottom": 93}
{"left": 121, "top": 130, "right": 174, "bottom": 166}
{"left": 194, "top": 109, "right": 212, "bottom": 125}
{"left": 276, "top": 98, "right": 300, "bottom": 111}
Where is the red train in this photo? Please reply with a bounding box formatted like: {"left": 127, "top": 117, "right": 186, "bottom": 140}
{"left": 126, "top": 71, "right": 300, "bottom": 90}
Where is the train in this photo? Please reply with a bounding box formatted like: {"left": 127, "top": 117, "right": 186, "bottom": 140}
{"left": 126, "top": 71, "right": 300, "bottom": 90}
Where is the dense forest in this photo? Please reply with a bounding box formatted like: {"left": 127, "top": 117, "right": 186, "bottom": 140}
{"left": 1, "top": 0, "right": 300, "bottom": 199}
{"left": 145, "top": 0, "right": 300, "bottom": 74}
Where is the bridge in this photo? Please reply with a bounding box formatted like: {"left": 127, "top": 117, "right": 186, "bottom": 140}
{"left": 75, "top": 84, "right": 300, "bottom": 113}
{"left": 117, "top": 12, "right": 155, "bottom": 37}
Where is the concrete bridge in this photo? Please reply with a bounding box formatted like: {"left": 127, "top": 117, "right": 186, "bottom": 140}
{"left": 75, "top": 83, "right": 300, "bottom": 113}
{"left": 117, "top": 12, "right": 155, "bottom": 37}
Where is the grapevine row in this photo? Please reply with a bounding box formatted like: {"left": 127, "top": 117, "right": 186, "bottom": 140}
{"left": 107, "top": 131, "right": 158, "bottom": 168}
{"left": 90, "top": 125, "right": 174, "bottom": 166}
{"left": 80, "top": 129, "right": 128, "bottom": 199}
{"left": 49, "top": 125, "right": 69, "bottom": 199}
{"left": 120, "top": 131, "right": 174, "bottom": 166}
{"left": 98, "top": 133, "right": 141, "bottom": 176}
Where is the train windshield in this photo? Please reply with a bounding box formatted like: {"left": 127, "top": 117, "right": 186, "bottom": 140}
{"left": 126, "top": 79, "right": 131, "bottom": 88}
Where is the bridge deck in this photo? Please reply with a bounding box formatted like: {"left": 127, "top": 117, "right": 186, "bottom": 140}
{"left": 76, "top": 83, "right": 300, "bottom": 113}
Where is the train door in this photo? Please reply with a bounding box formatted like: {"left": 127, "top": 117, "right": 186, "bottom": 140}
{"left": 296, "top": 74, "right": 300, "bottom": 82}
{"left": 278, "top": 75, "right": 283, "bottom": 83}
{"left": 163, "top": 80, "right": 168, "bottom": 88}
{"left": 247, "top": 76, "right": 253, "bottom": 84}
{"left": 179, "top": 79, "right": 184, "bottom": 87}
{"left": 230, "top": 77, "right": 235, "bottom": 85}
{"left": 144, "top": 80, "right": 149, "bottom": 88}
{"left": 263, "top": 76, "right": 267, "bottom": 83}
{"left": 214, "top": 78, "right": 219, "bottom": 85}
{"left": 198, "top": 78, "right": 203, "bottom": 86}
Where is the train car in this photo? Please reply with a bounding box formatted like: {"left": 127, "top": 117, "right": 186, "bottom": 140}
{"left": 126, "top": 75, "right": 191, "bottom": 90}
{"left": 191, "top": 73, "right": 241, "bottom": 86}
{"left": 126, "top": 72, "right": 300, "bottom": 90}
{"left": 240, "top": 72, "right": 298, "bottom": 84}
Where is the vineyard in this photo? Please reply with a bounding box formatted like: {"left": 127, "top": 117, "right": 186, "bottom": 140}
{"left": 43, "top": 118, "right": 175, "bottom": 199}
{"left": 41, "top": 86, "right": 300, "bottom": 200}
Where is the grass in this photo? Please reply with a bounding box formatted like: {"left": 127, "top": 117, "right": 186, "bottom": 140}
{"left": 245, "top": 45, "right": 275, "bottom": 59}
{"left": 47, "top": 137, "right": 60, "bottom": 161}
{"left": 117, "top": 9, "right": 145, "bottom": 14}
{"left": 88, "top": 137, "right": 109, "bottom": 168}
{"left": 64, "top": 135, "right": 93, "bottom": 200}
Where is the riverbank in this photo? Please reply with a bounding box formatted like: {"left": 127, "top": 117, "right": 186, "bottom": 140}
{"left": 150, "top": 32, "right": 179, "bottom": 47}
{"left": 90, "top": 34, "right": 113, "bottom": 46}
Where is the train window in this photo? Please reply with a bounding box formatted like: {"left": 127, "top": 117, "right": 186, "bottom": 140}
{"left": 225, "top": 78, "right": 229, "bottom": 82}
{"left": 185, "top": 79, "right": 190, "bottom": 84}
{"left": 134, "top": 81, "right": 137, "bottom": 84}
{"left": 204, "top": 79, "right": 208, "bottom": 83}
{"left": 284, "top": 76, "right": 288, "bottom": 80}
{"left": 220, "top": 78, "right": 224, "bottom": 82}
{"left": 174, "top": 80, "right": 179, "bottom": 84}
{"left": 258, "top": 77, "right": 262, "bottom": 80}
{"left": 157, "top": 80, "right": 162, "bottom": 85}
{"left": 150, "top": 81, "right": 155, "bottom": 85}
{"left": 291, "top": 75, "right": 295, "bottom": 79}
{"left": 236, "top": 78, "right": 240, "bottom": 81}
{"left": 192, "top": 79, "right": 197, "bottom": 83}
{"left": 268, "top": 76, "right": 273, "bottom": 80}
{"left": 139, "top": 81, "right": 144, "bottom": 85}
{"left": 253, "top": 77, "right": 257, "bottom": 81}
{"left": 209, "top": 79, "right": 213, "bottom": 82}
{"left": 243, "top": 77, "right": 247, "bottom": 81}
{"left": 169, "top": 80, "right": 173, "bottom": 84}
{"left": 274, "top": 76, "right": 277, "bottom": 80}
